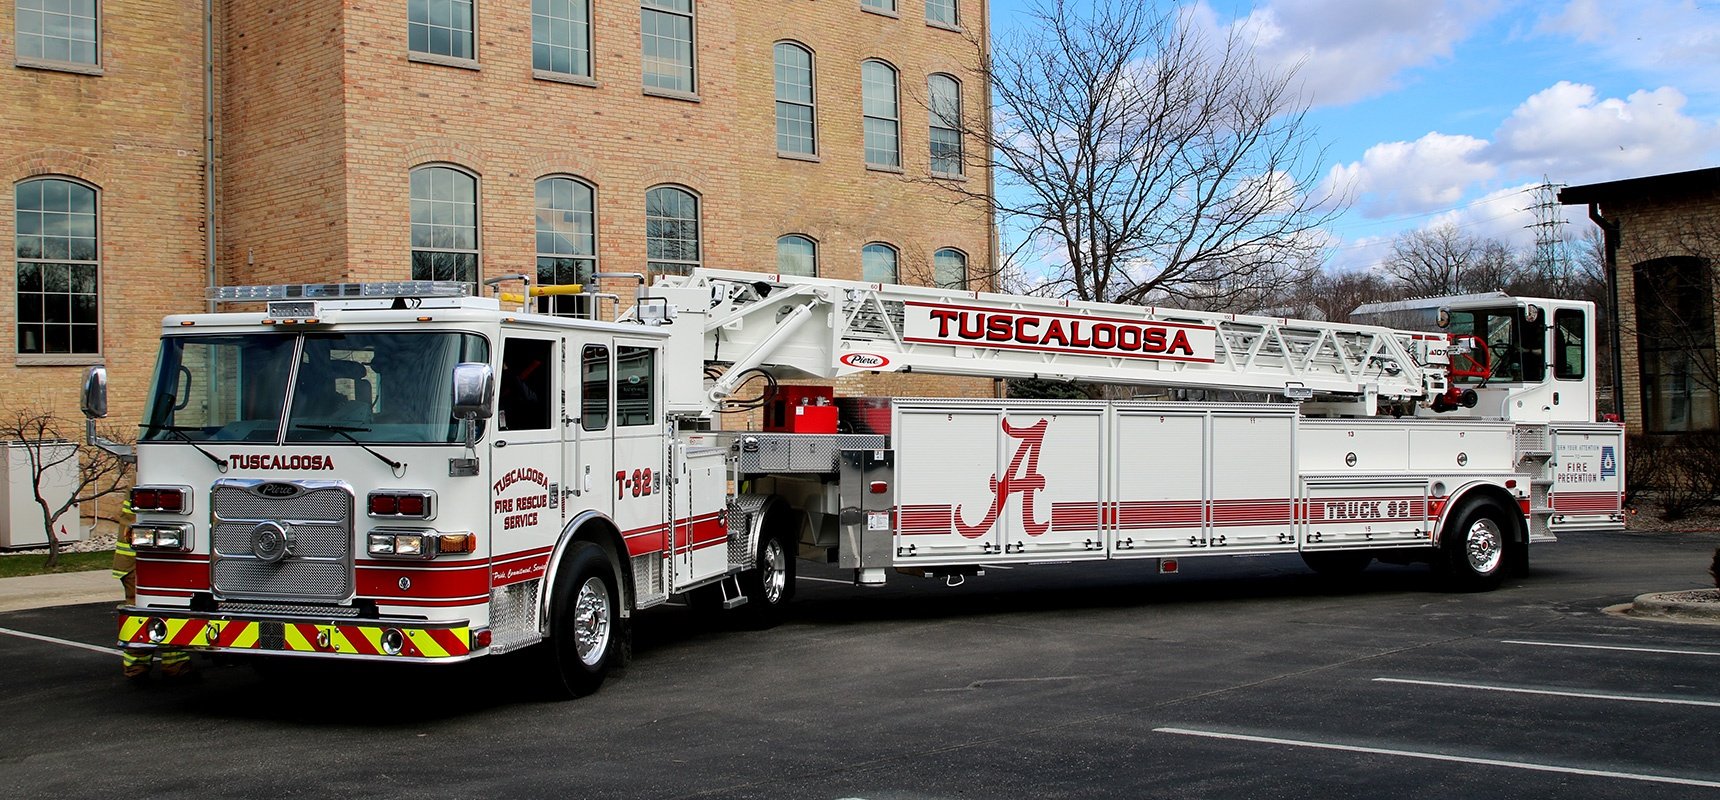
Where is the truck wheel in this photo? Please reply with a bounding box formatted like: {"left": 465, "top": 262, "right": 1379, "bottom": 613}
{"left": 1440, "top": 501, "right": 1510, "bottom": 592}
{"left": 542, "top": 542, "right": 622, "bottom": 697}
{"left": 739, "top": 527, "right": 796, "bottom": 628}
{"left": 1301, "top": 550, "right": 1371, "bottom": 578}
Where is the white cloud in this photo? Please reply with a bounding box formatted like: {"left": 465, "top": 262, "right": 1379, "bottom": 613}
{"left": 1219, "top": 0, "right": 1503, "bottom": 107}
{"left": 1324, "top": 132, "right": 1496, "bottom": 217}
{"left": 1486, "top": 81, "right": 1717, "bottom": 182}
{"left": 1537, "top": 0, "right": 1720, "bottom": 93}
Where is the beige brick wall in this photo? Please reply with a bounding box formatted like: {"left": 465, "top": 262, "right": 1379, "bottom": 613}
{"left": 0, "top": 2, "right": 209, "bottom": 428}
{"left": 1597, "top": 187, "right": 1720, "bottom": 434}
{"left": 1, "top": 0, "right": 996, "bottom": 439}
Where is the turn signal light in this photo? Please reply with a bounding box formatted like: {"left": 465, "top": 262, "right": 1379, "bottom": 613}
{"left": 366, "top": 529, "right": 474, "bottom": 560}
{"left": 131, "top": 486, "right": 189, "bottom": 514}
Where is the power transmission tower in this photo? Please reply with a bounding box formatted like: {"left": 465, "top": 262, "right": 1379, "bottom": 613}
{"left": 1526, "top": 176, "right": 1572, "bottom": 291}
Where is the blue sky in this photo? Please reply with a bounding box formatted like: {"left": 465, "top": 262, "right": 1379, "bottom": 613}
{"left": 987, "top": 0, "right": 1720, "bottom": 273}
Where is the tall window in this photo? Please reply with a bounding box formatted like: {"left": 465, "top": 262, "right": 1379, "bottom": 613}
{"left": 862, "top": 60, "right": 900, "bottom": 168}
{"left": 533, "top": 0, "right": 591, "bottom": 78}
{"left": 862, "top": 242, "right": 897, "bottom": 284}
{"left": 641, "top": 0, "right": 694, "bottom": 93}
{"left": 410, "top": 166, "right": 479, "bottom": 286}
{"left": 774, "top": 42, "right": 816, "bottom": 156}
{"left": 15, "top": 178, "right": 99, "bottom": 355}
{"left": 861, "top": 0, "right": 896, "bottom": 12}
{"left": 925, "top": 0, "right": 957, "bottom": 26}
{"left": 928, "top": 73, "right": 963, "bottom": 176}
{"left": 646, "top": 186, "right": 700, "bottom": 276}
{"left": 933, "top": 248, "right": 966, "bottom": 289}
{"left": 408, "top": 0, "right": 475, "bottom": 60}
{"left": 536, "top": 176, "right": 596, "bottom": 316}
{"left": 16, "top": 0, "right": 98, "bottom": 66}
{"left": 1635, "top": 257, "right": 1716, "bottom": 432}
{"left": 777, "top": 235, "right": 816, "bottom": 277}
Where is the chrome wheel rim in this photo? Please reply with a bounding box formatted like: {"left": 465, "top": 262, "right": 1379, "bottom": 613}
{"left": 761, "top": 538, "right": 787, "bottom": 605}
{"left": 572, "top": 576, "right": 611, "bottom": 666}
{"left": 1464, "top": 518, "right": 1503, "bottom": 574}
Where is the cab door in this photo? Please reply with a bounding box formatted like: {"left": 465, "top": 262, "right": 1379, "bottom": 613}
{"left": 571, "top": 340, "right": 615, "bottom": 525}
{"left": 609, "top": 341, "right": 675, "bottom": 581}
{"left": 490, "top": 336, "right": 563, "bottom": 571}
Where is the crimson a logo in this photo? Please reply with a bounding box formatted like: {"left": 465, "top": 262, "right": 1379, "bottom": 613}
{"left": 955, "top": 419, "right": 1050, "bottom": 538}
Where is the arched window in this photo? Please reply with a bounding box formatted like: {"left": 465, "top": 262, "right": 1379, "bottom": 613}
{"left": 861, "top": 60, "right": 900, "bottom": 168}
{"left": 777, "top": 235, "right": 817, "bottom": 277}
{"left": 862, "top": 242, "right": 897, "bottom": 284}
{"left": 410, "top": 165, "right": 479, "bottom": 286}
{"left": 15, "top": 177, "right": 99, "bottom": 355}
{"left": 646, "top": 185, "right": 700, "bottom": 276}
{"left": 1634, "top": 256, "right": 1716, "bottom": 432}
{"left": 536, "top": 176, "right": 597, "bottom": 316}
{"left": 533, "top": 0, "right": 592, "bottom": 77}
{"left": 933, "top": 247, "right": 967, "bottom": 289}
{"left": 928, "top": 73, "right": 962, "bottom": 176}
{"left": 774, "top": 42, "right": 816, "bottom": 156}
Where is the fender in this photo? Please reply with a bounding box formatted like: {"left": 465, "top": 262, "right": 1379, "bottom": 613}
{"left": 1433, "top": 479, "right": 1527, "bottom": 548}
{"left": 538, "top": 509, "right": 632, "bottom": 632}
{"left": 727, "top": 493, "right": 789, "bottom": 576}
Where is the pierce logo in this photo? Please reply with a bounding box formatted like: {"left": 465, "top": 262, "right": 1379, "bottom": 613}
{"left": 955, "top": 419, "right": 1050, "bottom": 538}
{"left": 839, "top": 352, "right": 891, "bottom": 369}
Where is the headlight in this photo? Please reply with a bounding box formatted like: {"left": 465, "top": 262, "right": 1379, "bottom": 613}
{"left": 129, "top": 524, "right": 191, "bottom": 552}
{"left": 365, "top": 529, "right": 475, "bottom": 560}
{"left": 131, "top": 527, "right": 156, "bottom": 547}
{"left": 395, "top": 534, "right": 424, "bottom": 556}
{"left": 367, "top": 534, "right": 396, "bottom": 555}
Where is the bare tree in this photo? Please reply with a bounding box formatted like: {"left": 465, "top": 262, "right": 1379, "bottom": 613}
{"left": 1379, "top": 224, "right": 1521, "bottom": 297}
{"left": 939, "top": 0, "right": 1341, "bottom": 309}
{"left": 1290, "top": 267, "right": 1392, "bottom": 324}
{"left": 1, "top": 409, "right": 133, "bottom": 567}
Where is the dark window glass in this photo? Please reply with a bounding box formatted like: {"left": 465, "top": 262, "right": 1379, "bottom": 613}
{"left": 582, "top": 344, "right": 610, "bottom": 431}
{"left": 616, "top": 345, "right": 655, "bottom": 427}
{"left": 500, "top": 338, "right": 554, "bottom": 431}
{"left": 1554, "top": 309, "right": 1585, "bottom": 381}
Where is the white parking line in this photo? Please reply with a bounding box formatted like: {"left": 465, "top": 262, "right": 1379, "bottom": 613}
{"left": 797, "top": 575, "right": 852, "bottom": 585}
{"left": 1373, "top": 677, "right": 1720, "bottom": 708}
{"left": 0, "top": 626, "right": 116, "bottom": 656}
{"left": 1502, "top": 640, "right": 1720, "bottom": 658}
{"left": 1154, "top": 727, "right": 1720, "bottom": 789}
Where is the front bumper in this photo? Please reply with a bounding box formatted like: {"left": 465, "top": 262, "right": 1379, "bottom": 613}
{"left": 117, "top": 608, "right": 476, "bottom": 663}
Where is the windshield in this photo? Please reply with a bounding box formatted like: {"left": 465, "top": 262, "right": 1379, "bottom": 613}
{"left": 142, "top": 331, "right": 489, "bottom": 444}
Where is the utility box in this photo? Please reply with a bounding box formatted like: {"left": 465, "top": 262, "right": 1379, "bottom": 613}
{"left": 0, "top": 440, "right": 81, "bottom": 549}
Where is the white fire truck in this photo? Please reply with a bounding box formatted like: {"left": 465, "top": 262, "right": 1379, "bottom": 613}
{"left": 81, "top": 268, "right": 1624, "bottom": 696}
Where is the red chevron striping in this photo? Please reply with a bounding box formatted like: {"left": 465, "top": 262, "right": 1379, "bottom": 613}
{"left": 168, "top": 619, "right": 208, "bottom": 647}
{"left": 428, "top": 628, "right": 468, "bottom": 655}
{"left": 341, "top": 626, "right": 379, "bottom": 656}
{"left": 215, "top": 621, "right": 252, "bottom": 648}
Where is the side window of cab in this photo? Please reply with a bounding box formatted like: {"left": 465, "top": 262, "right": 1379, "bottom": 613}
{"left": 500, "top": 338, "right": 554, "bottom": 431}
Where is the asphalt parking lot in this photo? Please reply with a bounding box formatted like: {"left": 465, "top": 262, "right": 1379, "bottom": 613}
{"left": 2, "top": 529, "right": 1719, "bottom": 799}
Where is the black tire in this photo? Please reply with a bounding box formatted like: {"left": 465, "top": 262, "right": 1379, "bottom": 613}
{"left": 540, "top": 541, "right": 623, "bottom": 698}
{"left": 1440, "top": 501, "right": 1512, "bottom": 592}
{"left": 738, "top": 523, "right": 796, "bottom": 629}
{"left": 1301, "top": 549, "right": 1372, "bottom": 578}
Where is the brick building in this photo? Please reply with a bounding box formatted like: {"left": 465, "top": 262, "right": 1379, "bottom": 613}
{"left": 1, "top": 0, "right": 997, "bottom": 429}
{"left": 1561, "top": 166, "right": 1720, "bottom": 435}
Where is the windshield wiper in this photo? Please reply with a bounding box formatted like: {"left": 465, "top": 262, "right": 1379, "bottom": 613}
{"left": 138, "top": 422, "right": 229, "bottom": 471}
{"left": 293, "top": 423, "right": 404, "bottom": 472}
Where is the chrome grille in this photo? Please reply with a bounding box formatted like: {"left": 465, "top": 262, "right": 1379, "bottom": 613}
{"left": 210, "top": 478, "right": 354, "bottom": 603}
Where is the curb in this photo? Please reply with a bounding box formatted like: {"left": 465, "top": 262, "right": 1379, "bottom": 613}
{"left": 1627, "top": 589, "right": 1720, "bottom": 623}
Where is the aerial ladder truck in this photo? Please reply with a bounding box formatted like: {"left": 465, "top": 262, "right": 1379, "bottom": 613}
{"left": 84, "top": 267, "right": 1623, "bottom": 696}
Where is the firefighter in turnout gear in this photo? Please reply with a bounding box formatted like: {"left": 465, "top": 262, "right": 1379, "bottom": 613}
{"left": 114, "top": 499, "right": 190, "bottom": 679}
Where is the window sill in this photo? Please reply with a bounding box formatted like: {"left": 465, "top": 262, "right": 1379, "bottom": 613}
{"left": 534, "top": 69, "right": 598, "bottom": 88}
{"left": 778, "top": 151, "right": 821, "bottom": 163}
{"left": 865, "top": 163, "right": 905, "bottom": 174}
{"left": 926, "top": 20, "right": 964, "bottom": 33}
{"left": 860, "top": 5, "right": 900, "bottom": 18}
{"left": 931, "top": 171, "right": 968, "bottom": 182}
{"left": 15, "top": 57, "right": 102, "bottom": 76}
{"left": 409, "top": 51, "right": 481, "bottom": 71}
{"left": 16, "top": 353, "right": 103, "bottom": 367}
{"left": 643, "top": 86, "right": 701, "bottom": 103}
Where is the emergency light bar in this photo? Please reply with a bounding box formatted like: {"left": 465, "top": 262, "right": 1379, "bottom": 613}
{"left": 211, "top": 281, "right": 472, "bottom": 303}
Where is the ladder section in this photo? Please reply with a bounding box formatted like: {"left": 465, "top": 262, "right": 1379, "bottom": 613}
{"left": 649, "top": 269, "right": 1445, "bottom": 413}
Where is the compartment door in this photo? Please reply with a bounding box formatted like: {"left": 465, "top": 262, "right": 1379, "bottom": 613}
{"left": 1303, "top": 480, "right": 1431, "bottom": 551}
{"left": 894, "top": 407, "right": 1002, "bottom": 562}
{"left": 1208, "top": 413, "right": 1296, "bottom": 553}
{"left": 997, "top": 411, "right": 1106, "bottom": 560}
{"left": 1111, "top": 411, "right": 1207, "bottom": 557}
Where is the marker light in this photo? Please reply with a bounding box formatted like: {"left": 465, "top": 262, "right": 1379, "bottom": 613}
{"left": 131, "top": 486, "right": 189, "bottom": 514}
{"left": 368, "top": 490, "right": 435, "bottom": 519}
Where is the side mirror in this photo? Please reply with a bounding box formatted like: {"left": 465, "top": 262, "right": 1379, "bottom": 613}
{"left": 80, "top": 366, "right": 109, "bottom": 420}
{"left": 451, "top": 362, "right": 494, "bottom": 420}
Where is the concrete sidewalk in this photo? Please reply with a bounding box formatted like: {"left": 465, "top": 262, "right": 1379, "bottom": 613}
{"left": 0, "top": 570, "right": 120, "bottom": 613}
